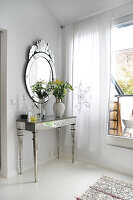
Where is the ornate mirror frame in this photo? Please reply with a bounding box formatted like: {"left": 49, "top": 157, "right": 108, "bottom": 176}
{"left": 25, "top": 40, "right": 56, "bottom": 103}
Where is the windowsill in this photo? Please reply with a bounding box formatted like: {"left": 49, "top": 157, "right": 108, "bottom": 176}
{"left": 107, "top": 135, "right": 133, "bottom": 150}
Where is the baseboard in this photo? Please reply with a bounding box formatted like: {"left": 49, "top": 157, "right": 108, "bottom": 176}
{"left": 62, "top": 151, "right": 133, "bottom": 177}
{"left": 91, "top": 158, "right": 133, "bottom": 177}
{"left": 7, "top": 169, "right": 18, "bottom": 177}
{"left": 6, "top": 154, "right": 58, "bottom": 177}
{"left": 23, "top": 154, "right": 58, "bottom": 172}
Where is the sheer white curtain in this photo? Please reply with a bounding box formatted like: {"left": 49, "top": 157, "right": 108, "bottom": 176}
{"left": 64, "top": 12, "right": 111, "bottom": 151}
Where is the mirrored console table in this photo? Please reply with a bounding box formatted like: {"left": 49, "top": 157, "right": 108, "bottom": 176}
{"left": 16, "top": 116, "right": 76, "bottom": 182}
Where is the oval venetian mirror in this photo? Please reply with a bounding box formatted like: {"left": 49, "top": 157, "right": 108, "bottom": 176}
{"left": 25, "top": 40, "right": 56, "bottom": 103}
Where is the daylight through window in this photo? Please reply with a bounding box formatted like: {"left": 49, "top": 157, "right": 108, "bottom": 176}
{"left": 108, "top": 22, "right": 133, "bottom": 138}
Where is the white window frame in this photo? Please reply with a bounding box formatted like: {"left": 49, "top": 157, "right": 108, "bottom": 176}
{"left": 107, "top": 14, "right": 133, "bottom": 150}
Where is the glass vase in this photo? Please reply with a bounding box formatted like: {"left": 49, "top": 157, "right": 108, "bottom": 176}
{"left": 38, "top": 99, "right": 43, "bottom": 121}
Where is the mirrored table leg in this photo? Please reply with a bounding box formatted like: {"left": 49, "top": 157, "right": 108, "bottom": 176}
{"left": 71, "top": 124, "right": 76, "bottom": 163}
{"left": 57, "top": 127, "right": 61, "bottom": 159}
{"left": 32, "top": 131, "right": 38, "bottom": 182}
{"left": 17, "top": 130, "right": 23, "bottom": 174}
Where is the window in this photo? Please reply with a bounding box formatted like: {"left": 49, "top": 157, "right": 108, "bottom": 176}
{"left": 107, "top": 18, "right": 133, "bottom": 149}
{"left": 112, "top": 23, "right": 133, "bottom": 96}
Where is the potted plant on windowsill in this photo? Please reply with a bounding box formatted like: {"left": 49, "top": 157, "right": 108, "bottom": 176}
{"left": 47, "top": 79, "right": 73, "bottom": 118}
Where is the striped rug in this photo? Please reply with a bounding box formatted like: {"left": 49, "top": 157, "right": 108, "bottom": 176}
{"left": 76, "top": 176, "right": 133, "bottom": 200}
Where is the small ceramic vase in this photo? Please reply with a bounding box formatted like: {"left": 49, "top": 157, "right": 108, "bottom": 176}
{"left": 53, "top": 98, "right": 65, "bottom": 118}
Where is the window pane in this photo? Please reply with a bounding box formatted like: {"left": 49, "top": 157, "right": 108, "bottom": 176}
{"left": 112, "top": 24, "right": 133, "bottom": 95}
{"left": 108, "top": 23, "right": 133, "bottom": 138}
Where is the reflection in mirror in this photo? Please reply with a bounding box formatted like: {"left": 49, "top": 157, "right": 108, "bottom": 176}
{"left": 30, "top": 57, "right": 52, "bottom": 87}
{"left": 25, "top": 40, "right": 56, "bottom": 103}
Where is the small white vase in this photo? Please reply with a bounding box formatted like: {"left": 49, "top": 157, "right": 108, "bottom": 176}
{"left": 53, "top": 99, "right": 65, "bottom": 118}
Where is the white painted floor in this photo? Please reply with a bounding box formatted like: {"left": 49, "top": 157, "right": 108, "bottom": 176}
{"left": 0, "top": 159, "right": 133, "bottom": 200}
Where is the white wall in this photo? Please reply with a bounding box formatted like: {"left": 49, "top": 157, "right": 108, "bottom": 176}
{"left": 0, "top": 28, "right": 7, "bottom": 177}
{"left": 0, "top": 0, "right": 61, "bottom": 176}
{"left": 62, "top": 2, "right": 133, "bottom": 176}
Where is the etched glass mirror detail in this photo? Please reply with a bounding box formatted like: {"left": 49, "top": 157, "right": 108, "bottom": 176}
{"left": 25, "top": 40, "right": 56, "bottom": 103}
